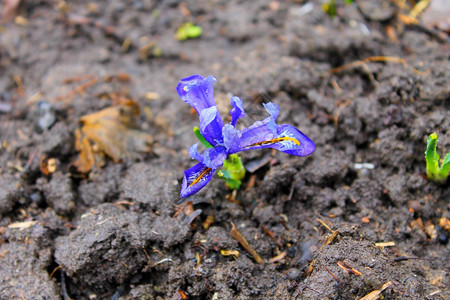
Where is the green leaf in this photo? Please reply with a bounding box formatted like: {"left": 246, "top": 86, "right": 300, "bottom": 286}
{"left": 425, "top": 132, "right": 439, "bottom": 179}
{"left": 176, "top": 23, "right": 203, "bottom": 41}
{"left": 218, "top": 170, "right": 242, "bottom": 190}
{"left": 438, "top": 153, "right": 450, "bottom": 182}
{"left": 425, "top": 132, "right": 449, "bottom": 184}
{"left": 322, "top": 0, "right": 337, "bottom": 17}
{"left": 222, "top": 154, "right": 246, "bottom": 181}
{"left": 193, "top": 126, "right": 214, "bottom": 149}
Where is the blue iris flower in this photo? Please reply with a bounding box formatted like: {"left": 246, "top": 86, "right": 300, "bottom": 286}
{"left": 177, "top": 75, "right": 315, "bottom": 198}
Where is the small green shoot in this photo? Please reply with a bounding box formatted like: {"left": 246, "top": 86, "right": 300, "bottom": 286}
{"left": 425, "top": 132, "right": 450, "bottom": 184}
{"left": 176, "top": 23, "right": 202, "bottom": 41}
{"left": 322, "top": 0, "right": 337, "bottom": 17}
{"left": 218, "top": 170, "right": 242, "bottom": 190}
{"left": 322, "top": 0, "right": 354, "bottom": 17}
{"left": 222, "top": 154, "right": 246, "bottom": 189}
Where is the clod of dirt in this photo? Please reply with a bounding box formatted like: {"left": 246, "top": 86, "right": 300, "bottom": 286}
{"left": 0, "top": 174, "right": 20, "bottom": 216}
{"left": 4, "top": 209, "right": 67, "bottom": 249}
{"left": 41, "top": 171, "right": 75, "bottom": 215}
{"left": 384, "top": 173, "right": 409, "bottom": 206}
{"left": 40, "top": 122, "right": 72, "bottom": 157}
{"left": 297, "top": 226, "right": 438, "bottom": 299}
{"left": 304, "top": 147, "right": 351, "bottom": 186}
{"left": 261, "top": 164, "right": 297, "bottom": 198}
{"left": 79, "top": 164, "right": 123, "bottom": 206}
{"left": 121, "top": 162, "right": 178, "bottom": 212}
{"left": 0, "top": 242, "right": 59, "bottom": 299}
{"left": 55, "top": 203, "right": 191, "bottom": 294}
{"left": 371, "top": 126, "right": 414, "bottom": 168}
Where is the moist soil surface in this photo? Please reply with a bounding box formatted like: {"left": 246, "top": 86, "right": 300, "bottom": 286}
{"left": 0, "top": 1, "right": 449, "bottom": 299}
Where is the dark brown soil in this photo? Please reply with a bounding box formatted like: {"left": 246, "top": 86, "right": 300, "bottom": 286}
{"left": 0, "top": 1, "right": 449, "bottom": 299}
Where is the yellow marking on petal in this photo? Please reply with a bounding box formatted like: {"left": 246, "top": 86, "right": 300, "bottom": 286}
{"left": 183, "top": 86, "right": 189, "bottom": 92}
{"left": 188, "top": 167, "right": 212, "bottom": 187}
{"left": 245, "top": 137, "right": 300, "bottom": 148}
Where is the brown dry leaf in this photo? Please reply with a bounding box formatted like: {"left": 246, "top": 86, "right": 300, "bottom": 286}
{"left": 220, "top": 249, "right": 240, "bottom": 258}
{"left": 374, "top": 241, "right": 395, "bottom": 248}
{"left": 8, "top": 220, "right": 37, "bottom": 231}
{"left": 268, "top": 251, "right": 287, "bottom": 263}
{"left": 424, "top": 220, "right": 437, "bottom": 239}
{"left": 73, "top": 99, "right": 152, "bottom": 173}
{"left": 439, "top": 218, "right": 450, "bottom": 232}
{"left": 359, "top": 281, "right": 392, "bottom": 300}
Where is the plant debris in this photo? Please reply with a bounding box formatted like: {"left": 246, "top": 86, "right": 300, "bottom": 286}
{"left": 230, "top": 222, "right": 264, "bottom": 265}
{"left": 73, "top": 99, "right": 152, "bottom": 173}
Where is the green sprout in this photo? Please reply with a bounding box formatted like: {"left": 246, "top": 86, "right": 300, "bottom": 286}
{"left": 322, "top": 0, "right": 337, "bottom": 17}
{"left": 175, "top": 23, "right": 202, "bottom": 41}
{"left": 425, "top": 132, "right": 450, "bottom": 184}
{"left": 322, "top": 0, "right": 354, "bottom": 17}
{"left": 194, "top": 127, "right": 245, "bottom": 190}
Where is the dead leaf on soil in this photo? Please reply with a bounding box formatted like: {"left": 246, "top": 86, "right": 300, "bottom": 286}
{"left": 337, "top": 260, "right": 362, "bottom": 276}
{"left": 73, "top": 99, "right": 153, "bottom": 173}
{"left": 8, "top": 220, "right": 37, "bottom": 231}
{"left": 230, "top": 222, "right": 264, "bottom": 265}
{"left": 439, "top": 217, "right": 450, "bottom": 232}
{"left": 268, "top": 251, "right": 287, "bottom": 263}
{"left": 220, "top": 249, "right": 240, "bottom": 258}
{"left": 374, "top": 241, "right": 395, "bottom": 248}
{"left": 359, "top": 281, "right": 392, "bottom": 300}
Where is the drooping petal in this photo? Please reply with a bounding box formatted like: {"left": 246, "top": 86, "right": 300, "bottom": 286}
{"left": 230, "top": 96, "right": 246, "bottom": 127}
{"left": 177, "top": 75, "right": 224, "bottom": 146}
{"left": 180, "top": 162, "right": 216, "bottom": 198}
{"left": 233, "top": 117, "right": 278, "bottom": 153}
{"left": 222, "top": 123, "right": 242, "bottom": 153}
{"left": 237, "top": 123, "right": 315, "bottom": 156}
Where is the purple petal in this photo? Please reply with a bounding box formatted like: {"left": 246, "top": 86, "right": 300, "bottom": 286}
{"left": 237, "top": 124, "right": 315, "bottom": 156}
{"left": 199, "top": 106, "right": 223, "bottom": 145}
{"left": 230, "top": 96, "right": 246, "bottom": 127}
{"left": 235, "top": 117, "right": 278, "bottom": 152}
{"left": 202, "top": 146, "right": 227, "bottom": 169}
{"left": 189, "top": 144, "right": 204, "bottom": 162}
{"left": 177, "top": 75, "right": 217, "bottom": 112}
{"left": 222, "top": 123, "right": 241, "bottom": 153}
{"left": 262, "top": 102, "right": 279, "bottom": 120}
{"left": 180, "top": 162, "right": 216, "bottom": 198}
{"left": 177, "top": 75, "right": 224, "bottom": 146}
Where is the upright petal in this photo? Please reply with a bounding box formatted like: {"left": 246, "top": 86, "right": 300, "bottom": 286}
{"left": 222, "top": 123, "right": 242, "bottom": 153}
{"left": 177, "top": 75, "right": 224, "bottom": 146}
{"left": 237, "top": 123, "right": 315, "bottom": 156}
{"left": 177, "top": 75, "right": 217, "bottom": 112}
{"left": 262, "top": 102, "right": 279, "bottom": 120}
{"left": 180, "top": 162, "right": 216, "bottom": 198}
{"left": 230, "top": 96, "right": 246, "bottom": 127}
{"left": 189, "top": 144, "right": 204, "bottom": 162}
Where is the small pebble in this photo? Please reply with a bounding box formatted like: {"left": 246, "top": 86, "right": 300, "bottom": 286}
{"left": 287, "top": 268, "right": 301, "bottom": 281}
